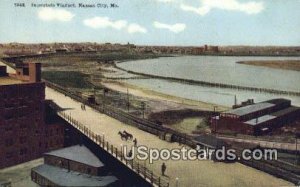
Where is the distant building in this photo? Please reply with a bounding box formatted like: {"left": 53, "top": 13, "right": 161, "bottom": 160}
{"left": 0, "top": 63, "right": 64, "bottom": 169}
{"left": 31, "top": 145, "right": 119, "bottom": 187}
{"left": 192, "top": 47, "right": 205, "bottom": 55}
{"left": 207, "top": 45, "right": 219, "bottom": 53}
{"left": 55, "top": 48, "right": 68, "bottom": 53}
{"left": 211, "top": 99, "right": 300, "bottom": 135}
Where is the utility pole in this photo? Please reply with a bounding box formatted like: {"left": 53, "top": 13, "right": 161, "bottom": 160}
{"left": 127, "top": 88, "right": 130, "bottom": 112}
{"left": 141, "top": 102, "right": 145, "bottom": 119}
{"left": 215, "top": 116, "right": 219, "bottom": 135}
{"left": 93, "top": 87, "right": 97, "bottom": 104}
{"left": 296, "top": 133, "right": 299, "bottom": 165}
{"left": 213, "top": 106, "right": 217, "bottom": 113}
{"left": 103, "top": 88, "right": 106, "bottom": 111}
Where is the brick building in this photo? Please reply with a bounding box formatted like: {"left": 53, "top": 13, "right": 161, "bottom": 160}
{"left": 0, "top": 63, "right": 64, "bottom": 169}
{"left": 211, "top": 99, "right": 300, "bottom": 135}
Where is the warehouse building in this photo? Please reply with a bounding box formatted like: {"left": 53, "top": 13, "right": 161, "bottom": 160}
{"left": 211, "top": 99, "right": 300, "bottom": 135}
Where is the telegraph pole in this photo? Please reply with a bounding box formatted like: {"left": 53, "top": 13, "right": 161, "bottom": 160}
{"left": 127, "top": 88, "right": 130, "bottom": 112}
{"left": 296, "top": 133, "right": 299, "bottom": 165}
{"left": 103, "top": 88, "right": 106, "bottom": 111}
{"left": 141, "top": 102, "right": 145, "bottom": 119}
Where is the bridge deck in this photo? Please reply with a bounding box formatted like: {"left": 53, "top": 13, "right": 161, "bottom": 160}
{"left": 46, "top": 87, "right": 291, "bottom": 187}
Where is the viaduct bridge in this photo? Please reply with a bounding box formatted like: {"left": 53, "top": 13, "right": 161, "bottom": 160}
{"left": 45, "top": 81, "right": 297, "bottom": 186}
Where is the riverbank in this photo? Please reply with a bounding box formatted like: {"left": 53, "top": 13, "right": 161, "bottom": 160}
{"left": 237, "top": 60, "right": 300, "bottom": 71}
{"left": 101, "top": 80, "right": 228, "bottom": 112}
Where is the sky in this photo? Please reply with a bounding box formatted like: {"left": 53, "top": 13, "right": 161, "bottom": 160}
{"left": 0, "top": 0, "right": 299, "bottom": 46}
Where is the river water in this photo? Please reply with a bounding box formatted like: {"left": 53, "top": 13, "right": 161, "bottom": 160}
{"left": 117, "top": 56, "right": 300, "bottom": 107}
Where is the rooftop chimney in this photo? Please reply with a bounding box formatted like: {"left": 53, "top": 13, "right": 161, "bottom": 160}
{"left": 29, "top": 63, "right": 41, "bottom": 82}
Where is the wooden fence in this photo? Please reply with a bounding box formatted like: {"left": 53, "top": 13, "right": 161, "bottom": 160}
{"left": 59, "top": 111, "right": 170, "bottom": 187}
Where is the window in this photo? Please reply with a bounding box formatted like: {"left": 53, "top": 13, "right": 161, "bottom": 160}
{"left": 6, "top": 152, "right": 13, "bottom": 159}
{"left": 4, "top": 125, "right": 13, "bottom": 132}
{"left": 5, "top": 139, "right": 14, "bottom": 147}
{"left": 20, "top": 148, "right": 27, "bottom": 155}
{"left": 4, "top": 103, "right": 14, "bottom": 108}
{"left": 23, "top": 68, "right": 29, "bottom": 75}
{"left": 20, "top": 136, "right": 27, "bottom": 144}
{"left": 20, "top": 123, "right": 27, "bottom": 129}
{"left": 19, "top": 100, "right": 25, "bottom": 106}
{"left": 4, "top": 113, "right": 13, "bottom": 120}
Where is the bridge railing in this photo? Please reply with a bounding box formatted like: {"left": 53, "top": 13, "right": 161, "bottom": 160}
{"left": 58, "top": 111, "right": 170, "bottom": 187}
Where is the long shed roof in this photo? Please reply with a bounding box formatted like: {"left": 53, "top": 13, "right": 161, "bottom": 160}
{"left": 44, "top": 145, "right": 104, "bottom": 168}
{"left": 244, "top": 115, "right": 276, "bottom": 126}
{"left": 224, "top": 102, "right": 275, "bottom": 117}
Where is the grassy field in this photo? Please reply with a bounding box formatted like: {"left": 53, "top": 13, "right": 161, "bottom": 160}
{"left": 172, "top": 117, "right": 205, "bottom": 134}
{"left": 42, "top": 71, "right": 94, "bottom": 89}
{"left": 237, "top": 60, "right": 300, "bottom": 71}
{"left": 148, "top": 109, "right": 212, "bottom": 134}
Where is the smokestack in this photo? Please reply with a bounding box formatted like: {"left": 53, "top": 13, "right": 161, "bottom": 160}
{"left": 29, "top": 62, "right": 41, "bottom": 82}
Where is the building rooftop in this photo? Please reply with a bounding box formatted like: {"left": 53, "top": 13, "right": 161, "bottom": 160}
{"left": 244, "top": 115, "right": 276, "bottom": 126}
{"left": 224, "top": 102, "right": 275, "bottom": 117}
{"left": 44, "top": 145, "right": 104, "bottom": 168}
{"left": 271, "top": 106, "right": 300, "bottom": 117}
{"left": 0, "top": 76, "right": 23, "bottom": 85}
{"left": 265, "top": 98, "right": 291, "bottom": 105}
{"left": 32, "top": 164, "right": 118, "bottom": 187}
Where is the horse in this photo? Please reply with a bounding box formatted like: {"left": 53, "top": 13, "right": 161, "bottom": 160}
{"left": 118, "top": 131, "right": 128, "bottom": 141}
{"left": 123, "top": 130, "right": 133, "bottom": 140}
